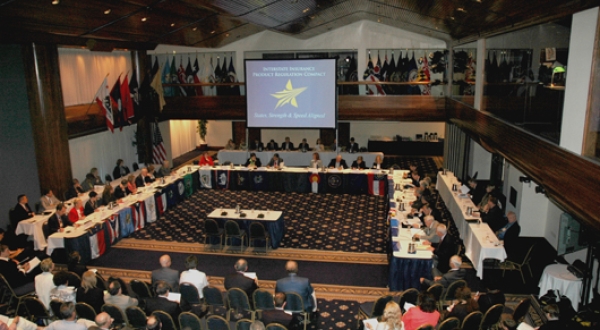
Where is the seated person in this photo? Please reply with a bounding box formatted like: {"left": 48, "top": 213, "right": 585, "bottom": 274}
{"left": 245, "top": 153, "right": 262, "bottom": 169}
{"left": 67, "top": 251, "right": 88, "bottom": 278}
{"left": 480, "top": 196, "right": 507, "bottom": 232}
{"left": 146, "top": 165, "right": 157, "bottom": 183}
{"left": 410, "top": 171, "right": 421, "bottom": 187}
{"left": 48, "top": 203, "right": 73, "bottom": 235}
{"left": 0, "top": 244, "right": 36, "bottom": 289}
{"left": 66, "top": 179, "right": 84, "bottom": 200}
{"left": 372, "top": 155, "right": 385, "bottom": 169}
{"left": 351, "top": 156, "right": 367, "bottom": 169}
{"left": 179, "top": 255, "right": 208, "bottom": 299}
{"left": 90, "top": 168, "right": 103, "bottom": 186}
{"left": 314, "top": 138, "right": 325, "bottom": 152}
{"left": 275, "top": 261, "right": 315, "bottom": 313}
{"left": 402, "top": 292, "right": 440, "bottom": 330}
{"left": 49, "top": 271, "right": 76, "bottom": 303}
{"left": 224, "top": 259, "right": 259, "bottom": 305}
{"left": 239, "top": 138, "right": 247, "bottom": 150}
{"left": 330, "top": 138, "right": 337, "bottom": 151}
{"left": 445, "top": 286, "right": 479, "bottom": 323}
{"left": 114, "top": 179, "right": 129, "bottom": 199}
{"left": 12, "top": 194, "right": 34, "bottom": 225}
{"left": 497, "top": 211, "right": 520, "bottom": 258}
{"left": 224, "top": 139, "right": 236, "bottom": 150}
{"left": 310, "top": 152, "right": 323, "bottom": 169}
{"left": 152, "top": 255, "right": 180, "bottom": 293}
{"left": 478, "top": 182, "right": 497, "bottom": 210}
{"left": 267, "top": 153, "right": 283, "bottom": 168}
{"left": 145, "top": 280, "right": 181, "bottom": 321}
{"left": 261, "top": 292, "right": 296, "bottom": 329}
{"left": 468, "top": 178, "right": 487, "bottom": 206}
{"left": 347, "top": 137, "right": 359, "bottom": 153}
{"left": 251, "top": 139, "right": 264, "bottom": 151}
{"left": 35, "top": 258, "right": 55, "bottom": 309}
{"left": 297, "top": 138, "right": 310, "bottom": 152}
{"left": 113, "top": 159, "right": 130, "bottom": 180}
{"left": 45, "top": 302, "right": 87, "bottom": 330}
{"left": 414, "top": 215, "right": 440, "bottom": 244}
{"left": 68, "top": 198, "right": 85, "bottom": 223}
{"left": 127, "top": 175, "right": 138, "bottom": 194}
{"left": 136, "top": 168, "right": 151, "bottom": 187}
{"left": 280, "top": 137, "right": 294, "bottom": 151}
{"left": 371, "top": 301, "right": 403, "bottom": 330}
{"left": 77, "top": 271, "right": 104, "bottom": 313}
{"left": 101, "top": 184, "right": 116, "bottom": 206}
{"left": 80, "top": 173, "right": 96, "bottom": 192}
{"left": 327, "top": 154, "right": 348, "bottom": 169}
{"left": 266, "top": 139, "right": 279, "bottom": 151}
{"left": 409, "top": 162, "right": 424, "bottom": 178}
{"left": 420, "top": 255, "right": 466, "bottom": 288}
{"left": 40, "top": 189, "right": 60, "bottom": 211}
{"left": 155, "top": 160, "right": 173, "bottom": 177}
{"left": 83, "top": 191, "right": 99, "bottom": 216}
{"left": 104, "top": 279, "right": 138, "bottom": 311}
{"left": 199, "top": 152, "right": 214, "bottom": 166}
{"left": 428, "top": 225, "right": 457, "bottom": 275}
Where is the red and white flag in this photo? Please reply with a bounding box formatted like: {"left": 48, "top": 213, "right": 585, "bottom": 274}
{"left": 94, "top": 77, "right": 114, "bottom": 133}
{"left": 120, "top": 74, "right": 135, "bottom": 123}
{"left": 368, "top": 173, "right": 386, "bottom": 196}
{"left": 152, "top": 120, "right": 167, "bottom": 164}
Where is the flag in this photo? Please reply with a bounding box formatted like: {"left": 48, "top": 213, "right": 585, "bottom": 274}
{"left": 418, "top": 53, "right": 431, "bottom": 95}
{"left": 110, "top": 76, "right": 124, "bottom": 130}
{"left": 150, "top": 66, "right": 166, "bottom": 111}
{"left": 214, "top": 57, "right": 222, "bottom": 95}
{"left": 118, "top": 207, "right": 135, "bottom": 237}
{"left": 185, "top": 58, "right": 196, "bottom": 96}
{"left": 363, "top": 53, "right": 386, "bottom": 95}
{"left": 129, "top": 72, "right": 140, "bottom": 118}
{"left": 215, "top": 169, "right": 230, "bottom": 189}
{"left": 202, "top": 56, "right": 216, "bottom": 96}
{"left": 177, "top": 59, "right": 188, "bottom": 96}
{"left": 192, "top": 58, "right": 203, "bottom": 96}
{"left": 170, "top": 56, "right": 180, "bottom": 96}
{"left": 199, "top": 169, "right": 212, "bottom": 189}
{"left": 107, "top": 215, "right": 120, "bottom": 244}
{"left": 343, "top": 55, "right": 358, "bottom": 95}
{"left": 94, "top": 77, "right": 114, "bottom": 133}
{"left": 220, "top": 57, "right": 228, "bottom": 96}
{"left": 368, "top": 173, "right": 387, "bottom": 196}
{"left": 151, "top": 57, "right": 159, "bottom": 78}
{"left": 407, "top": 52, "right": 421, "bottom": 95}
{"left": 162, "top": 57, "right": 173, "bottom": 97}
{"left": 120, "top": 74, "right": 135, "bottom": 123}
{"left": 387, "top": 53, "right": 398, "bottom": 95}
{"left": 152, "top": 120, "right": 167, "bottom": 164}
{"left": 227, "top": 57, "right": 241, "bottom": 95}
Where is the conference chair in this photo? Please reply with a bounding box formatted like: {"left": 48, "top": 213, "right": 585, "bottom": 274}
{"left": 398, "top": 288, "right": 419, "bottom": 313}
{"left": 500, "top": 243, "right": 535, "bottom": 283}
{"left": 125, "top": 306, "right": 147, "bottom": 330}
{"left": 130, "top": 279, "right": 153, "bottom": 299}
{"left": 204, "top": 219, "right": 223, "bottom": 251}
{"left": 248, "top": 222, "right": 270, "bottom": 253}
{"left": 0, "top": 274, "right": 34, "bottom": 318}
{"left": 132, "top": 162, "right": 139, "bottom": 171}
{"left": 206, "top": 314, "right": 230, "bottom": 330}
{"left": 224, "top": 220, "right": 247, "bottom": 252}
{"left": 152, "top": 310, "right": 177, "bottom": 330}
{"left": 415, "top": 325, "right": 434, "bottom": 330}
{"left": 266, "top": 323, "right": 288, "bottom": 330}
{"left": 22, "top": 297, "right": 52, "bottom": 324}
{"left": 253, "top": 288, "right": 275, "bottom": 319}
{"left": 236, "top": 318, "right": 253, "bottom": 330}
{"left": 512, "top": 297, "right": 531, "bottom": 324}
{"left": 179, "top": 312, "right": 203, "bottom": 330}
{"left": 437, "top": 316, "right": 460, "bottom": 330}
{"left": 203, "top": 286, "right": 227, "bottom": 317}
{"left": 49, "top": 301, "right": 62, "bottom": 319}
{"left": 480, "top": 304, "right": 504, "bottom": 330}
{"left": 75, "top": 302, "right": 97, "bottom": 322}
{"left": 105, "top": 174, "right": 113, "bottom": 182}
{"left": 66, "top": 272, "right": 81, "bottom": 288}
{"left": 95, "top": 273, "right": 107, "bottom": 291}
{"left": 227, "top": 288, "right": 255, "bottom": 321}
{"left": 357, "top": 295, "right": 393, "bottom": 327}
{"left": 440, "top": 279, "right": 467, "bottom": 309}
{"left": 284, "top": 292, "right": 309, "bottom": 330}
{"left": 461, "top": 311, "right": 483, "bottom": 330}
{"left": 102, "top": 303, "right": 129, "bottom": 327}
{"left": 179, "top": 282, "right": 201, "bottom": 311}
{"left": 425, "top": 283, "right": 444, "bottom": 311}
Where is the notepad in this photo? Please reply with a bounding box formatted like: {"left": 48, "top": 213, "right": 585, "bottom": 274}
{"left": 26, "top": 257, "right": 41, "bottom": 273}
{"left": 167, "top": 292, "right": 181, "bottom": 303}
{"left": 243, "top": 272, "right": 257, "bottom": 279}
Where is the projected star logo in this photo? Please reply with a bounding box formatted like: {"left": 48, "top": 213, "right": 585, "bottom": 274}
{"left": 271, "top": 79, "right": 307, "bottom": 109}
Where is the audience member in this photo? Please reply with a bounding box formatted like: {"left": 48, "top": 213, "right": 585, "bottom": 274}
{"left": 420, "top": 204, "right": 441, "bottom": 226}
{"left": 330, "top": 138, "right": 337, "bottom": 151}
{"left": 239, "top": 138, "right": 247, "bottom": 150}
{"left": 145, "top": 280, "right": 181, "bottom": 321}
{"left": 152, "top": 254, "right": 180, "bottom": 292}
{"left": 347, "top": 137, "right": 359, "bottom": 153}
{"left": 351, "top": 156, "right": 367, "bottom": 169}
{"left": 430, "top": 224, "right": 457, "bottom": 275}
{"left": 267, "top": 153, "right": 284, "bottom": 168}
{"left": 94, "top": 312, "right": 113, "bottom": 330}
{"left": 314, "top": 138, "right": 325, "bottom": 152}
{"left": 478, "top": 183, "right": 497, "bottom": 210}
{"left": 310, "top": 152, "right": 323, "bottom": 169}
{"left": 281, "top": 137, "right": 294, "bottom": 151}
{"left": 266, "top": 139, "right": 279, "bottom": 151}
{"left": 372, "top": 155, "right": 385, "bottom": 169}
{"left": 146, "top": 315, "right": 161, "bottom": 330}
{"left": 250, "top": 321, "right": 266, "bottom": 330}
{"left": 480, "top": 196, "right": 506, "bottom": 232}
{"left": 84, "top": 191, "right": 99, "bottom": 216}
{"left": 410, "top": 171, "right": 421, "bottom": 187}
{"left": 261, "top": 292, "right": 294, "bottom": 328}
{"left": 77, "top": 271, "right": 104, "bottom": 313}
{"left": 48, "top": 203, "right": 73, "bottom": 235}
{"left": 67, "top": 251, "right": 88, "bottom": 277}
{"left": 199, "top": 152, "right": 214, "bottom": 166}
{"left": 127, "top": 175, "right": 138, "bottom": 194}
{"left": 298, "top": 138, "right": 310, "bottom": 152}
{"left": 104, "top": 279, "right": 138, "bottom": 310}
{"left": 0, "top": 315, "right": 42, "bottom": 330}
{"left": 371, "top": 301, "right": 403, "bottom": 330}
{"left": 245, "top": 153, "right": 262, "bottom": 168}
{"left": 45, "top": 302, "right": 87, "bottom": 330}
{"left": 49, "top": 271, "right": 76, "bottom": 303}
{"left": 156, "top": 160, "right": 173, "bottom": 177}
{"left": 402, "top": 292, "right": 440, "bottom": 330}
{"left": 101, "top": 184, "right": 116, "bottom": 206}
{"left": 136, "top": 168, "right": 150, "bottom": 188}
{"left": 468, "top": 178, "right": 486, "bottom": 206}
{"left": 66, "top": 179, "right": 85, "bottom": 200}
{"left": 275, "top": 260, "right": 315, "bottom": 313}
{"left": 113, "top": 159, "right": 131, "bottom": 180}
{"left": 421, "top": 255, "right": 466, "bottom": 288}
{"left": 68, "top": 198, "right": 85, "bottom": 223}
{"left": 225, "top": 139, "right": 236, "bottom": 150}
{"left": 12, "top": 194, "right": 34, "bottom": 225}
{"left": 90, "top": 168, "right": 104, "bottom": 186}
{"left": 539, "top": 304, "right": 566, "bottom": 330}
{"left": 35, "top": 258, "right": 55, "bottom": 309}
{"left": 224, "top": 259, "right": 259, "bottom": 304}
{"left": 414, "top": 215, "right": 439, "bottom": 244}
{"left": 327, "top": 154, "right": 348, "bottom": 169}
{"left": 474, "top": 282, "right": 505, "bottom": 314}
{"left": 408, "top": 162, "right": 424, "bottom": 179}
{"left": 81, "top": 173, "right": 96, "bottom": 192}
{"left": 445, "top": 286, "right": 479, "bottom": 323}
{"left": 114, "top": 179, "right": 129, "bottom": 199}
{"left": 179, "top": 255, "right": 208, "bottom": 299}
{"left": 40, "top": 189, "right": 60, "bottom": 211}
{"left": 0, "top": 244, "right": 35, "bottom": 289}
{"left": 251, "top": 139, "right": 264, "bottom": 151}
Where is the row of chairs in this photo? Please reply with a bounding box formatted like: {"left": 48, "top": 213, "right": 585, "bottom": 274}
{"left": 205, "top": 219, "right": 270, "bottom": 253}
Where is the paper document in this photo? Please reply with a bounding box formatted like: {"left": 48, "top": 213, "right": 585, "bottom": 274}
{"left": 243, "top": 272, "right": 257, "bottom": 280}
{"left": 26, "top": 257, "right": 41, "bottom": 273}
{"left": 167, "top": 292, "right": 181, "bottom": 303}
{"left": 363, "top": 318, "right": 378, "bottom": 330}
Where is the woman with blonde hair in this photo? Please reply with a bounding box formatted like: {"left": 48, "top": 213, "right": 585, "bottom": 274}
{"left": 375, "top": 301, "right": 404, "bottom": 330}
{"left": 76, "top": 270, "right": 104, "bottom": 313}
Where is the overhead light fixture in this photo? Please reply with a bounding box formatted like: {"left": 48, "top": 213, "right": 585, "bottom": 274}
{"left": 210, "top": 30, "right": 215, "bottom": 34}
{"left": 141, "top": 17, "right": 147, "bottom": 22}
{"left": 104, "top": 9, "right": 111, "bottom": 15}
{"left": 170, "top": 23, "right": 175, "bottom": 27}
{"left": 52, "top": 0, "right": 59, "bottom": 5}
{"left": 192, "top": 27, "right": 197, "bottom": 31}
{"left": 457, "top": 7, "right": 466, "bottom": 13}
{"left": 303, "top": 8, "right": 310, "bottom": 13}
{"left": 225, "top": 33, "right": 230, "bottom": 37}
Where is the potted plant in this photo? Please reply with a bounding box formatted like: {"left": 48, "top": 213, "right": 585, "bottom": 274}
{"left": 196, "top": 119, "right": 208, "bottom": 150}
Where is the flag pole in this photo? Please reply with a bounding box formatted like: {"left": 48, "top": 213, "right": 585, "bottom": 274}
{"left": 85, "top": 72, "right": 110, "bottom": 116}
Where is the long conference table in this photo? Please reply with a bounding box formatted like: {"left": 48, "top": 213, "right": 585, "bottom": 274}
{"left": 217, "top": 150, "right": 384, "bottom": 167}
{"left": 437, "top": 171, "right": 507, "bottom": 279}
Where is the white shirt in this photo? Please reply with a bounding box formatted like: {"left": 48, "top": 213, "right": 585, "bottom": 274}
{"left": 35, "top": 271, "right": 55, "bottom": 309}
{"left": 180, "top": 269, "right": 208, "bottom": 298}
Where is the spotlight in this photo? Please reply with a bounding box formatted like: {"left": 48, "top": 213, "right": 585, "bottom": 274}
{"left": 518, "top": 176, "right": 532, "bottom": 183}
{"left": 52, "top": 0, "right": 59, "bottom": 5}
{"left": 535, "top": 186, "right": 546, "bottom": 194}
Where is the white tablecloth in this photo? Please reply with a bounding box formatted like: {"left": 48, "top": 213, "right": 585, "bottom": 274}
{"left": 539, "top": 264, "right": 581, "bottom": 311}
{"left": 206, "top": 208, "right": 283, "bottom": 222}
{"left": 392, "top": 228, "right": 433, "bottom": 259}
{"left": 437, "top": 171, "right": 507, "bottom": 278}
{"left": 217, "top": 150, "right": 384, "bottom": 167}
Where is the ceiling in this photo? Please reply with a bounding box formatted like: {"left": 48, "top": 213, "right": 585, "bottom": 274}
{"left": 0, "top": 0, "right": 595, "bottom": 51}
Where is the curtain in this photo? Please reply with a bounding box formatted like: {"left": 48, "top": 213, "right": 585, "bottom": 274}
{"left": 59, "top": 48, "right": 132, "bottom": 106}
{"left": 443, "top": 123, "right": 471, "bottom": 180}
{"left": 170, "top": 120, "right": 199, "bottom": 158}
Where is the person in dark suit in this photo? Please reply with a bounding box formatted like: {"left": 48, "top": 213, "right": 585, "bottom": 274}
{"left": 266, "top": 139, "right": 279, "bottom": 151}
{"left": 152, "top": 255, "right": 180, "bottom": 292}
{"left": 497, "top": 211, "right": 521, "bottom": 259}
{"left": 0, "top": 244, "right": 35, "bottom": 289}
{"left": 67, "top": 251, "right": 88, "bottom": 278}
{"left": 267, "top": 153, "right": 284, "bottom": 168}
{"left": 84, "top": 191, "right": 99, "bottom": 216}
{"left": 224, "top": 259, "right": 259, "bottom": 305}
{"left": 480, "top": 196, "right": 507, "bottom": 232}
{"left": 351, "top": 156, "right": 367, "bottom": 169}
{"left": 11, "top": 194, "right": 34, "bottom": 226}
{"left": 275, "top": 260, "right": 315, "bottom": 313}
{"left": 429, "top": 224, "right": 457, "bottom": 275}
{"left": 261, "top": 292, "right": 295, "bottom": 328}
{"left": 114, "top": 180, "right": 129, "bottom": 199}
{"left": 327, "top": 154, "right": 348, "bottom": 169}
{"left": 66, "top": 178, "right": 85, "bottom": 200}
{"left": 77, "top": 270, "right": 105, "bottom": 313}
{"left": 135, "top": 168, "right": 150, "bottom": 188}
{"left": 421, "top": 203, "right": 442, "bottom": 225}
{"left": 421, "top": 255, "right": 466, "bottom": 288}
{"left": 113, "top": 159, "right": 130, "bottom": 180}
{"left": 48, "top": 203, "right": 73, "bottom": 235}
{"left": 244, "top": 153, "right": 262, "bottom": 168}
{"left": 280, "top": 137, "right": 294, "bottom": 151}
{"left": 347, "top": 137, "right": 359, "bottom": 153}
{"left": 145, "top": 280, "right": 181, "bottom": 322}
{"left": 297, "top": 138, "right": 310, "bottom": 152}
{"left": 468, "top": 178, "right": 487, "bottom": 206}
{"left": 409, "top": 162, "right": 425, "bottom": 179}
{"left": 251, "top": 139, "right": 264, "bottom": 151}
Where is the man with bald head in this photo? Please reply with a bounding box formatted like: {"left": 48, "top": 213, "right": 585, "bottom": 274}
{"left": 224, "top": 258, "right": 259, "bottom": 304}
{"left": 327, "top": 154, "right": 348, "bottom": 169}
{"left": 151, "top": 255, "right": 180, "bottom": 292}
{"left": 94, "top": 312, "right": 113, "bottom": 330}
{"left": 420, "top": 255, "right": 466, "bottom": 288}
{"left": 275, "top": 260, "right": 315, "bottom": 312}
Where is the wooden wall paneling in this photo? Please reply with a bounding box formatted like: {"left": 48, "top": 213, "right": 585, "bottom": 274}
{"left": 338, "top": 123, "right": 350, "bottom": 149}
{"left": 446, "top": 98, "right": 600, "bottom": 236}
{"left": 232, "top": 122, "right": 246, "bottom": 146}
{"left": 319, "top": 129, "right": 336, "bottom": 147}
{"left": 248, "top": 128, "right": 261, "bottom": 147}
{"left": 22, "top": 43, "right": 72, "bottom": 200}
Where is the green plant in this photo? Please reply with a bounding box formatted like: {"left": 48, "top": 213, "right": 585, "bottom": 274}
{"left": 197, "top": 119, "right": 207, "bottom": 141}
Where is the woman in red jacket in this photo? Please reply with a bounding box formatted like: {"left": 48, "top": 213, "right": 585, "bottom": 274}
{"left": 68, "top": 198, "right": 85, "bottom": 223}
{"left": 199, "top": 152, "right": 214, "bottom": 166}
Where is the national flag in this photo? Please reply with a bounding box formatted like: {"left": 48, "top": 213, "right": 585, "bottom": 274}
{"left": 94, "top": 77, "right": 114, "bottom": 133}
{"left": 343, "top": 55, "right": 359, "bottom": 95}
{"left": 203, "top": 56, "right": 216, "bottom": 96}
{"left": 185, "top": 58, "right": 196, "bottom": 96}
{"left": 214, "top": 57, "right": 223, "bottom": 95}
{"left": 227, "top": 57, "right": 241, "bottom": 95}
{"left": 118, "top": 207, "right": 135, "bottom": 237}
{"left": 157, "top": 193, "right": 166, "bottom": 215}
{"left": 132, "top": 201, "right": 147, "bottom": 229}
{"left": 150, "top": 66, "right": 166, "bottom": 111}
{"left": 368, "top": 173, "right": 387, "bottom": 196}
{"left": 120, "top": 74, "right": 135, "bottom": 123}
{"left": 129, "top": 72, "right": 140, "bottom": 118}
{"left": 192, "top": 58, "right": 204, "bottom": 96}
{"left": 170, "top": 56, "right": 180, "bottom": 96}
{"left": 110, "top": 76, "right": 124, "bottom": 130}
{"left": 215, "top": 169, "right": 230, "bottom": 189}
{"left": 107, "top": 215, "right": 120, "bottom": 244}
{"left": 419, "top": 53, "right": 431, "bottom": 95}
{"left": 152, "top": 120, "right": 167, "bottom": 164}
{"left": 220, "top": 57, "right": 228, "bottom": 96}
{"left": 88, "top": 224, "right": 106, "bottom": 259}
{"left": 363, "top": 53, "right": 386, "bottom": 95}
{"left": 387, "top": 53, "right": 398, "bottom": 95}
{"left": 407, "top": 52, "right": 421, "bottom": 95}
{"left": 184, "top": 173, "right": 193, "bottom": 197}
{"left": 162, "top": 57, "right": 173, "bottom": 97}
{"left": 177, "top": 59, "right": 188, "bottom": 96}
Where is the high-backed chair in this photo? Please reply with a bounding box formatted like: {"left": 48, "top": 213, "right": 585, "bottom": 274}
{"left": 284, "top": 292, "right": 309, "bottom": 330}
{"left": 179, "top": 312, "right": 203, "bottom": 330}
{"left": 437, "top": 317, "right": 460, "bottom": 330}
{"left": 130, "top": 280, "right": 153, "bottom": 299}
{"left": 253, "top": 288, "right": 275, "bottom": 319}
{"left": 224, "top": 220, "right": 246, "bottom": 251}
{"left": 152, "top": 310, "right": 177, "bottom": 330}
{"left": 125, "top": 306, "right": 147, "bottom": 330}
{"left": 102, "top": 303, "right": 129, "bottom": 327}
{"left": 248, "top": 222, "right": 270, "bottom": 252}
{"left": 461, "top": 311, "right": 483, "bottom": 330}
{"left": 204, "top": 219, "right": 223, "bottom": 250}
{"left": 266, "top": 323, "right": 288, "bottom": 330}
{"left": 500, "top": 244, "right": 535, "bottom": 283}
{"left": 203, "top": 286, "right": 227, "bottom": 317}
{"left": 206, "top": 314, "right": 230, "bottom": 330}
{"left": 440, "top": 279, "right": 467, "bottom": 309}
{"left": 236, "top": 318, "right": 253, "bottom": 330}
{"left": 22, "top": 297, "right": 52, "bottom": 324}
{"left": 227, "top": 288, "right": 255, "bottom": 321}
{"left": 179, "top": 282, "right": 201, "bottom": 311}
{"left": 75, "top": 302, "right": 97, "bottom": 322}
{"left": 357, "top": 295, "right": 393, "bottom": 327}
{"left": 480, "top": 304, "right": 504, "bottom": 330}
{"left": 398, "top": 288, "right": 419, "bottom": 313}
{"left": 512, "top": 297, "right": 531, "bottom": 324}
{"left": 0, "top": 274, "right": 34, "bottom": 317}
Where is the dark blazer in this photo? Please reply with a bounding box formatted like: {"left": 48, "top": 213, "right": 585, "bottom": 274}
{"left": 481, "top": 206, "right": 507, "bottom": 232}
{"left": 297, "top": 142, "right": 310, "bottom": 151}
{"left": 244, "top": 158, "right": 262, "bottom": 167}
{"left": 66, "top": 186, "right": 84, "bottom": 200}
{"left": 280, "top": 142, "right": 294, "bottom": 151}
{"left": 477, "top": 290, "right": 505, "bottom": 314}
{"left": 267, "top": 158, "right": 284, "bottom": 167}
{"left": 261, "top": 309, "right": 293, "bottom": 328}
{"left": 0, "top": 259, "right": 31, "bottom": 287}
{"left": 327, "top": 159, "right": 348, "bottom": 169}
{"left": 502, "top": 222, "right": 521, "bottom": 242}
{"left": 145, "top": 296, "right": 181, "bottom": 321}
{"left": 423, "top": 268, "right": 466, "bottom": 288}
{"left": 351, "top": 161, "right": 367, "bottom": 169}
{"left": 114, "top": 186, "right": 127, "bottom": 199}
{"left": 251, "top": 142, "right": 264, "bottom": 151}
{"left": 135, "top": 175, "right": 146, "bottom": 188}
{"left": 113, "top": 165, "right": 130, "bottom": 180}
{"left": 84, "top": 200, "right": 97, "bottom": 216}
{"left": 275, "top": 274, "right": 314, "bottom": 312}
{"left": 433, "top": 235, "right": 457, "bottom": 274}
{"left": 266, "top": 142, "right": 279, "bottom": 151}
{"left": 347, "top": 142, "right": 359, "bottom": 153}
{"left": 12, "top": 203, "right": 33, "bottom": 223}
{"left": 48, "top": 213, "right": 73, "bottom": 236}
{"left": 152, "top": 268, "right": 180, "bottom": 292}
{"left": 469, "top": 183, "right": 487, "bottom": 206}
{"left": 68, "top": 263, "right": 88, "bottom": 278}
{"left": 224, "top": 272, "right": 258, "bottom": 303}
{"left": 76, "top": 287, "right": 104, "bottom": 313}
{"left": 502, "top": 222, "right": 521, "bottom": 259}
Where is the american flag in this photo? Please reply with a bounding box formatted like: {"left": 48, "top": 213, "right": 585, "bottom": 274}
{"left": 152, "top": 121, "right": 167, "bottom": 164}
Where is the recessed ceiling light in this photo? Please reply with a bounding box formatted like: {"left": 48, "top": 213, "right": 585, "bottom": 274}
{"left": 225, "top": 33, "right": 230, "bottom": 37}
{"left": 104, "top": 9, "right": 111, "bottom": 15}
{"left": 170, "top": 23, "right": 175, "bottom": 27}
{"left": 192, "top": 27, "right": 197, "bottom": 31}
{"left": 141, "top": 17, "right": 147, "bottom": 22}
{"left": 303, "top": 8, "right": 310, "bottom": 13}
{"left": 457, "top": 7, "right": 466, "bottom": 13}
{"left": 52, "top": 0, "right": 59, "bottom": 5}
{"left": 210, "top": 30, "right": 215, "bottom": 34}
